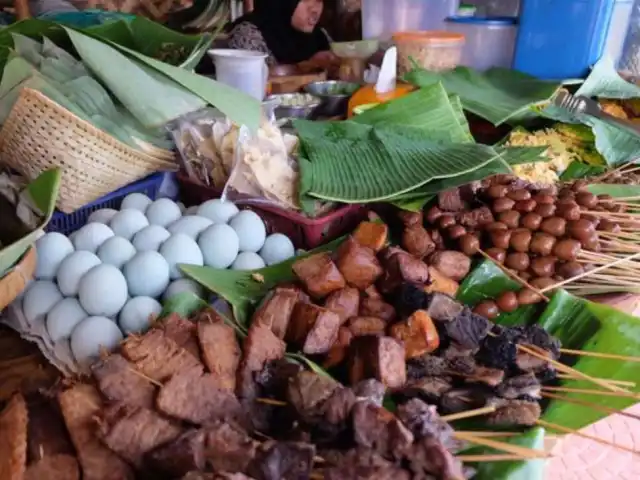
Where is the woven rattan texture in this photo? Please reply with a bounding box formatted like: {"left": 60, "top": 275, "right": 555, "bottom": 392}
{"left": 0, "top": 247, "right": 35, "bottom": 312}
{"left": 0, "top": 89, "right": 176, "bottom": 213}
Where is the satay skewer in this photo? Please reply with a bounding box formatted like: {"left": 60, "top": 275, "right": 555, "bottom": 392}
{"left": 441, "top": 406, "right": 496, "bottom": 422}
{"left": 541, "top": 250, "right": 640, "bottom": 293}
{"left": 477, "top": 249, "right": 550, "bottom": 302}
{"left": 536, "top": 419, "right": 640, "bottom": 455}
{"left": 593, "top": 162, "right": 640, "bottom": 182}
{"left": 517, "top": 344, "right": 629, "bottom": 393}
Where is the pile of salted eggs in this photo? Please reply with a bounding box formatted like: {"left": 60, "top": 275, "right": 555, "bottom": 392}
{"left": 23, "top": 195, "right": 295, "bottom": 366}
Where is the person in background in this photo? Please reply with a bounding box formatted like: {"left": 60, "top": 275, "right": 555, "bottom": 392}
{"left": 227, "top": 0, "right": 338, "bottom": 69}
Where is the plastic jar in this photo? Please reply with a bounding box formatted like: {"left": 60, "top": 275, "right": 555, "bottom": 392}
{"left": 393, "top": 31, "right": 466, "bottom": 74}
{"left": 619, "top": 0, "right": 640, "bottom": 77}
{"left": 445, "top": 17, "right": 518, "bottom": 71}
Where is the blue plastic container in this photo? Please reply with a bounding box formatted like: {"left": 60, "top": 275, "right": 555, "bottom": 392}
{"left": 513, "top": 0, "right": 616, "bottom": 80}
{"left": 47, "top": 173, "right": 168, "bottom": 235}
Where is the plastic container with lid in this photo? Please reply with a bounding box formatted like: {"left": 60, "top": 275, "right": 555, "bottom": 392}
{"left": 393, "top": 31, "right": 465, "bottom": 74}
{"left": 618, "top": 0, "right": 640, "bottom": 76}
{"left": 605, "top": 0, "right": 633, "bottom": 64}
{"left": 513, "top": 0, "right": 616, "bottom": 80}
{"left": 445, "top": 17, "right": 517, "bottom": 71}
{"left": 361, "top": 0, "right": 460, "bottom": 41}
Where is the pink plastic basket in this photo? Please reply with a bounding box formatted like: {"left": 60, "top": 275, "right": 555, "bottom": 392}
{"left": 177, "top": 172, "right": 367, "bottom": 249}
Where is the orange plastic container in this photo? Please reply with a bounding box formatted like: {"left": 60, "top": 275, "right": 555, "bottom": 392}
{"left": 393, "top": 31, "right": 465, "bottom": 74}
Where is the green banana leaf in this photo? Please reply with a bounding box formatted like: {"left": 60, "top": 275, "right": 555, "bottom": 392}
{"left": 0, "top": 18, "right": 213, "bottom": 70}
{"left": 351, "top": 88, "right": 474, "bottom": 143}
{"left": 0, "top": 168, "right": 61, "bottom": 276}
{"left": 459, "top": 260, "right": 640, "bottom": 431}
{"left": 296, "top": 83, "right": 550, "bottom": 208}
{"left": 86, "top": 17, "right": 214, "bottom": 70}
{"left": 180, "top": 238, "right": 342, "bottom": 326}
{"left": 576, "top": 56, "right": 640, "bottom": 99}
{"left": 402, "top": 66, "right": 562, "bottom": 126}
{"left": 586, "top": 184, "right": 640, "bottom": 198}
{"left": 91, "top": 35, "right": 261, "bottom": 132}
{"left": 559, "top": 161, "right": 607, "bottom": 181}
{"left": 64, "top": 27, "right": 207, "bottom": 128}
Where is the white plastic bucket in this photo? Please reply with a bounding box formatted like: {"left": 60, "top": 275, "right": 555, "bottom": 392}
{"left": 208, "top": 49, "right": 268, "bottom": 100}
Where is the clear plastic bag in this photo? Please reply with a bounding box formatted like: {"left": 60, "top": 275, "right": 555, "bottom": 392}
{"left": 169, "top": 104, "right": 278, "bottom": 190}
{"left": 169, "top": 107, "right": 238, "bottom": 189}
{"left": 170, "top": 104, "right": 299, "bottom": 210}
{"left": 221, "top": 121, "right": 301, "bottom": 211}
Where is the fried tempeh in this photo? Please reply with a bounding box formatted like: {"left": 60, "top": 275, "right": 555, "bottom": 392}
{"left": 58, "top": 384, "right": 134, "bottom": 480}
{"left": 121, "top": 328, "right": 203, "bottom": 382}
{"left": 0, "top": 393, "right": 28, "bottom": 480}
{"left": 198, "top": 319, "right": 241, "bottom": 393}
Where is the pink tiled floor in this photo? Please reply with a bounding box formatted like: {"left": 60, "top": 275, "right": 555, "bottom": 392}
{"left": 545, "top": 404, "right": 640, "bottom": 479}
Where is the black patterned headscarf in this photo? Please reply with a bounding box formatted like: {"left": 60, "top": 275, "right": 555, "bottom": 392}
{"left": 232, "top": 0, "right": 329, "bottom": 64}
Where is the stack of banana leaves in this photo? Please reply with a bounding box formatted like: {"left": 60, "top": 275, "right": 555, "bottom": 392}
{"left": 402, "top": 56, "right": 640, "bottom": 182}
{"left": 293, "top": 83, "right": 551, "bottom": 213}
{"left": 0, "top": 23, "right": 261, "bottom": 154}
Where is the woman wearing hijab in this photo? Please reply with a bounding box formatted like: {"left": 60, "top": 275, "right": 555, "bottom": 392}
{"left": 227, "top": 0, "right": 337, "bottom": 68}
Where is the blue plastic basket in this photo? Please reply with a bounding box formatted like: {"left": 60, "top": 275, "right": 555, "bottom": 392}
{"left": 47, "top": 173, "right": 167, "bottom": 235}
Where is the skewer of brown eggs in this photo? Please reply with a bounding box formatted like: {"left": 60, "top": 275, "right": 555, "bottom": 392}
{"left": 423, "top": 175, "right": 640, "bottom": 316}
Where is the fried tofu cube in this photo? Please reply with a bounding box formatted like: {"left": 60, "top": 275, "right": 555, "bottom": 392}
{"left": 389, "top": 310, "right": 440, "bottom": 359}
{"left": 348, "top": 336, "right": 406, "bottom": 389}
{"left": 324, "top": 287, "right": 360, "bottom": 324}
{"left": 323, "top": 327, "right": 354, "bottom": 369}
{"left": 287, "top": 303, "right": 341, "bottom": 354}
{"left": 424, "top": 266, "right": 459, "bottom": 297}
{"left": 378, "top": 250, "right": 430, "bottom": 294}
{"left": 353, "top": 221, "right": 389, "bottom": 252}
{"left": 347, "top": 316, "right": 387, "bottom": 337}
{"left": 252, "top": 289, "right": 299, "bottom": 338}
{"left": 359, "top": 296, "right": 396, "bottom": 322}
{"left": 336, "top": 237, "right": 383, "bottom": 290}
{"left": 292, "top": 253, "right": 346, "bottom": 299}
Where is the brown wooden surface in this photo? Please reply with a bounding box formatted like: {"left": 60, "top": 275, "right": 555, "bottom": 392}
{"left": 0, "top": 326, "right": 59, "bottom": 405}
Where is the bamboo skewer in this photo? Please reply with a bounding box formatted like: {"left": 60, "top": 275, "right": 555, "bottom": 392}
{"left": 542, "top": 250, "right": 640, "bottom": 293}
{"left": 456, "top": 431, "right": 521, "bottom": 438}
{"left": 542, "top": 392, "right": 640, "bottom": 422}
{"left": 457, "top": 454, "right": 546, "bottom": 463}
{"left": 517, "top": 345, "right": 629, "bottom": 393}
{"left": 453, "top": 431, "right": 548, "bottom": 459}
{"left": 559, "top": 349, "right": 640, "bottom": 363}
{"left": 556, "top": 373, "right": 636, "bottom": 387}
{"left": 441, "top": 406, "right": 496, "bottom": 422}
{"left": 127, "top": 367, "right": 163, "bottom": 387}
{"left": 256, "top": 398, "right": 287, "bottom": 406}
{"left": 536, "top": 419, "right": 640, "bottom": 455}
{"left": 542, "top": 386, "right": 640, "bottom": 399}
{"left": 593, "top": 162, "right": 640, "bottom": 182}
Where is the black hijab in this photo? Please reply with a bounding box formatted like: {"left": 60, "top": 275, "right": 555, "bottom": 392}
{"left": 232, "top": 0, "right": 330, "bottom": 64}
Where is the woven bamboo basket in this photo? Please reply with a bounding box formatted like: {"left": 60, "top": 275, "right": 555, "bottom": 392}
{"left": 0, "top": 88, "right": 177, "bottom": 213}
{"left": 0, "top": 246, "right": 36, "bottom": 312}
